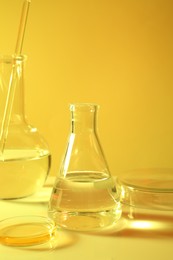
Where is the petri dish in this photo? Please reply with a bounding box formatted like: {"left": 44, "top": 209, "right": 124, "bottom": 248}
{"left": 0, "top": 215, "right": 56, "bottom": 247}
{"left": 116, "top": 168, "right": 173, "bottom": 211}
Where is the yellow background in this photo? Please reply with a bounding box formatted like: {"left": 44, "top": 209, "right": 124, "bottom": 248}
{"left": 0, "top": 0, "right": 173, "bottom": 176}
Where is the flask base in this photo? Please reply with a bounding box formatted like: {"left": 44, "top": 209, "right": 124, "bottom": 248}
{"left": 49, "top": 208, "right": 122, "bottom": 232}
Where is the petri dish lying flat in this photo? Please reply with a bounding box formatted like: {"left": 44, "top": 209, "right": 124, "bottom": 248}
{"left": 116, "top": 168, "right": 173, "bottom": 211}
{"left": 0, "top": 216, "right": 56, "bottom": 247}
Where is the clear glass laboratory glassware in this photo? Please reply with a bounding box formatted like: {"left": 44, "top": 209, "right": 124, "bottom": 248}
{"left": 0, "top": 55, "right": 51, "bottom": 199}
{"left": 48, "top": 103, "right": 121, "bottom": 231}
{"left": 116, "top": 168, "right": 173, "bottom": 211}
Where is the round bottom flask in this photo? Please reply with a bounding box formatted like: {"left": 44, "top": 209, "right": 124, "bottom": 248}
{"left": 48, "top": 103, "right": 121, "bottom": 231}
{"left": 0, "top": 55, "right": 51, "bottom": 199}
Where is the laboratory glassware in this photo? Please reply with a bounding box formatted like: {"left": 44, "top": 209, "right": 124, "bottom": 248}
{"left": 48, "top": 103, "right": 121, "bottom": 231}
{"left": 0, "top": 55, "right": 51, "bottom": 199}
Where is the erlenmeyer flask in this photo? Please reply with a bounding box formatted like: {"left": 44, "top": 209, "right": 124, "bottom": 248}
{"left": 48, "top": 103, "right": 121, "bottom": 231}
{"left": 0, "top": 55, "right": 51, "bottom": 199}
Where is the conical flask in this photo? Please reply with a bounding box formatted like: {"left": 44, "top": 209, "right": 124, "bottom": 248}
{"left": 48, "top": 103, "right": 121, "bottom": 231}
{"left": 0, "top": 55, "right": 51, "bottom": 199}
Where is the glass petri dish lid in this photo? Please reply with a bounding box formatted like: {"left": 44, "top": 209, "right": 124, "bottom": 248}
{"left": 116, "top": 168, "right": 173, "bottom": 211}
{"left": 0, "top": 215, "right": 56, "bottom": 247}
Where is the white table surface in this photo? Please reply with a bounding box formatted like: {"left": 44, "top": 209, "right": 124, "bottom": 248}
{"left": 0, "top": 177, "right": 173, "bottom": 260}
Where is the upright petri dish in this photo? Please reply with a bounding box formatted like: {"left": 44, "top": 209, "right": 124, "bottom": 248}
{"left": 0, "top": 216, "right": 56, "bottom": 247}
{"left": 116, "top": 168, "right": 173, "bottom": 211}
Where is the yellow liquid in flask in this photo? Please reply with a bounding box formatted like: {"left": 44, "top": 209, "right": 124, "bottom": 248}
{"left": 0, "top": 149, "right": 51, "bottom": 199}
{"left": 48, "top": 172, "right": 121, "bottom": 231}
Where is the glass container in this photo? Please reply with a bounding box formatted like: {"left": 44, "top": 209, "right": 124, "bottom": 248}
{"left": 116, "top": 168, "right": 173, "bottom": 211}
{"left": 0, "top": 216, "right": 56, "bottom": 247}
{"left": 0, "top": 55, "right": 51, "bottom": 199}
{"left": 48, "top": 103, "right": 121, "bottom": 231}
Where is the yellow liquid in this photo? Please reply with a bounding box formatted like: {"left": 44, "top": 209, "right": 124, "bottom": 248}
{"left": 48, "top": 172, "right": 121, "bottom": 231}
{"left": 0, "top": 149, "right": 51, "bottom": 199}
{"left": 0, "top": 222, "right": 56, "bottom": 246}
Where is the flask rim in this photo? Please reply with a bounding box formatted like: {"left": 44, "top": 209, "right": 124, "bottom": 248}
{"left": 70, "top": 103, "right": 99, "bottom": 112}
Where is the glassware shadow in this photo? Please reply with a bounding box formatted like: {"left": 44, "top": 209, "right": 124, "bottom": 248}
{"left": 88, "top": 204, "right": 173, "bottom": 240}
{"left": 10, "top": 229, "right": 79, "bottom": 252}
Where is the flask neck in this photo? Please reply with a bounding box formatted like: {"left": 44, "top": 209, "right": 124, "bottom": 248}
{"left": 0, "top": 55, "right": 26, "bottom": 124}
{"left": 70, "top": 104, "right": 98, "bottom": 133}
{"left": 11, "top": 60, "right": 25, "bottom": 124}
